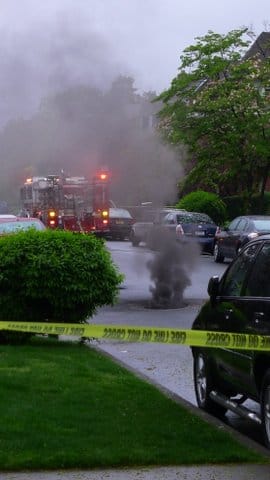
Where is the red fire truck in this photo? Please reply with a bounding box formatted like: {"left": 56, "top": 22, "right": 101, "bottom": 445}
{"left": 20, "top": 170, "right": 111, "bottom": 235}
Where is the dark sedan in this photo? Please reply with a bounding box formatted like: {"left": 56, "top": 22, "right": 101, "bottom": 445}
{"left": 161, "top": 211, "right": 217, "bottom": 253}
{"left": 213, "top": 215, "right": 270, "bottom": 263}
{"left": 105, "top": 208, "right": 134, "bottom": 240}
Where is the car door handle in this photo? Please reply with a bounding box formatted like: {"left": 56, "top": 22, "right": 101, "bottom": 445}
{"left": 253, "top": 312, "right": 264, "bottom": 324}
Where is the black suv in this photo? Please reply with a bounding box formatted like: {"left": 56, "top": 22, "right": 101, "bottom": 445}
{"left": 192, "top": 235, "right": 270, "bottom": 448}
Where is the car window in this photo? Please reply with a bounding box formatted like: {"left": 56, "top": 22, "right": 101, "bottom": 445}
{"left": 236, "top": 218, "right": 248, "bottom": 231}
{"left": 163, "top": 213, "right": 174, "bottom": 224}
{"left": 220, "top": 243, "right": 260, "bottom": 296}
{"left": 0, "top": 220, "right": 45, "bottom": 233}
{"left": 228, "top": 218, "right": 241, "bottom": 230}
{"left": 189, "top": 213, "right": 214, "bottom": 224}
{"left": 109, "top": 209, "right": 132, "bottom": 219}
{"left": 176, "top": 214, "right": 194, "bottom": 224}
{"left": 252, "top": 220, "right": 270, "bottom": 231}
{"left": 245, "top": 242, "right": 270, "bottom": 297}
{"left": 157, "top": 210, "right": 175, "bottom": 222}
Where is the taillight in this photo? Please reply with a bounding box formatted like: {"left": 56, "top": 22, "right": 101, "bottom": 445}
{"left": 176, "top": 224, "right": 184, "bottom": 239}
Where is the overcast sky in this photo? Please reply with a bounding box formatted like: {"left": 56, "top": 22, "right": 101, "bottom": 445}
{"left": 0, "top": 0, "right": 269, "bottom": 122}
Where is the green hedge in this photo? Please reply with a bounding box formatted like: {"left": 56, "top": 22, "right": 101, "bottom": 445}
{"left": 0, "top": 229, "right": 123, "bottom": 324}
{"left": 176, "top": 190, "right": 227, "bottom": 225}
{"left": 222, "top": 192, "right": 270, "bottom": 220}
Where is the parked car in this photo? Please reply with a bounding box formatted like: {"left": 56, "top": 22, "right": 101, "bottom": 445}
{"left": 161, "top": 211, "right": 217, "bottom": 253}
{"left": 192, "top": 234, "right": 270, "bottom": 448}
{"left": 130, "top": 208, "right": 185, "bottom": 247}
{"left": 106, "top": 208, "right": 134, "bottom": 240}
{"left": 213, "top": 215, "right": 270, "bottom": 263}
{"left": 0, "top": 216, "right": 46, "bottom": 235}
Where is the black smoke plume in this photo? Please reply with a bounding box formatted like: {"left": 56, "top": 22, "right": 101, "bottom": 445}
{"left": 147, "top": 230, "right": 200, "bottom": 308}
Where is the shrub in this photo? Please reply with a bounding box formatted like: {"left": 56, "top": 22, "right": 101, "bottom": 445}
{"left": 0, "top": 229, "right": 123, "bottom": 324}
{"left": 223, "top": 192, "right": 270, "bottom": 219}
{"left": 222, "top": 195, "right": 245, "bottom": 219}
{"left": 176, "top": 190, "right": 227, "bottom": 225}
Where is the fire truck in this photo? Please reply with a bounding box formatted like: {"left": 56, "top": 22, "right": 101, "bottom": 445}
{"left": 19, "top": 170, "right": 111, "bottom": 235}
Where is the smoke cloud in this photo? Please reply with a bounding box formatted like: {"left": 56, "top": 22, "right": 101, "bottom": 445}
{"left": 0, "top": 11, "right": 125, "bottom": 126}
{"left": 0, "top": 2, "right": 201, "bottom": 309}
{"left": 147, "top": 230, "right": 200, "bottom": 308}
{"left": 0, "top": 4, "right": 184, "bottom": 212}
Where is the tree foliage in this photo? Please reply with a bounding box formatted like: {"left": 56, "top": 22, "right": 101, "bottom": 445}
{"left": 156, "top": 29, "right": 270, "bottom": 206}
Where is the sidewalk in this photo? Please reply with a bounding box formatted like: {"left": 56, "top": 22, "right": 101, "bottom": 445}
{"left": 2, "top": 464, "right": 270, "bottom": 480}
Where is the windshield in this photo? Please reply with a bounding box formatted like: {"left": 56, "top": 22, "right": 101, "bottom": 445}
{"left": 253, "top": 220, "right": 270, "bottom": 231}
{"left": 190, "top": 213, "right": 214, "bottom": 224}
{"left": 176, "top": 213, "right": 214, "bottom": 224}
{"left": 0, "top": 220, "right": 45, "bottom": 234}
{"left": 109, "top": 208, "right": 132, "bottom": 219}
{"left": 176, "top": 214, "right": 194, "bottom": 224}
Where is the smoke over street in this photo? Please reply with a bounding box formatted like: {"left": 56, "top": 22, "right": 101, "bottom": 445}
{"left": 0, "top": 4, "right": 184, "bottom": 209}
{"left": 147, "top": 230, "right": 200, "bottom": 308}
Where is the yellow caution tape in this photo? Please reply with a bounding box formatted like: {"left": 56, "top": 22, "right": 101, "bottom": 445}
{"left": 1, "top": 321, "right": 270, "bottom": 351}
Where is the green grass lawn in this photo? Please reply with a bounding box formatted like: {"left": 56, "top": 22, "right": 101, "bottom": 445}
{"left": 0, "top": 337, "right": 268, "bottom": 471}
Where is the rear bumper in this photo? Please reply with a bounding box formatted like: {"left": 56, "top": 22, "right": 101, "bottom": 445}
{"left": 185, "top": 236, "right": 214, "bottom": 252}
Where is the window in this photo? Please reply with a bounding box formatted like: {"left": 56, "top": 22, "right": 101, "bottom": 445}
{"left": 109, "top": 208, "right": 132, "bottom": 219}
{"left": 245, "top": 242, "right": 270, "bottom": 297}
{"left": 228, "top": 218, "right": 241, "bottom": 230}
{"left": 190, "top": 213, "right": 214, "bottom": 224}
{"left": 176, "top": 214, "right": 193, "bottom": 224}
{"left": 163, "top": 213, "right": 175, "bottom": 225}
{"left": 253, "top": 220, "right": 270, "bottom": 231}
{"left": 236, "top": 218, "right": 248, "bottom": 231}
{"left": 221, "top": 243, "right": 259, "bottom": 296}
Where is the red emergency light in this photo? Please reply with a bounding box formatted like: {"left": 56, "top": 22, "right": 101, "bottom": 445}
{"left": 99, "top": 173, "right": 108, "bottom": 181}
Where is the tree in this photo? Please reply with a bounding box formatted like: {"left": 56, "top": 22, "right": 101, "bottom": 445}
{"left": 155, "top": 28, "right": 270, "bottom": 211}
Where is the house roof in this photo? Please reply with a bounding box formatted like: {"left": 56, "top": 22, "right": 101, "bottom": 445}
{"left": 243, "top": 32, "right": 270, "bottom": 60}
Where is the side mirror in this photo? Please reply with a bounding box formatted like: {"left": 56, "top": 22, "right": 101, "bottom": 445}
{"left": 207, "top": 276, "right": 220, "bottom": 298}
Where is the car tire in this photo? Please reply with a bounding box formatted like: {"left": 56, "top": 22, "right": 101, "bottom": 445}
{"left": 261, "top": 369, "right": 270, "bottom": 448}
{"left": 193, "top": 351, "right": 227, "bottom": 417}
{"left": 213, "top": 242, "right": 224, "bottom": 263}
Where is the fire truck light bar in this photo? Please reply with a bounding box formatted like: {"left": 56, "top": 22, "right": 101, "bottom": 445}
{"left": 100, "top": 173, "right": 108, "bottom": 180}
